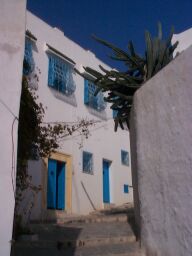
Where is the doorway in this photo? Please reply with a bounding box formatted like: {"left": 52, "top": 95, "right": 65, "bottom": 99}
{"left": 47, "top": 158, "right": 65, "bottom": 210}
{"left": 103, "top": 160, "right": 110, "bottom": 203}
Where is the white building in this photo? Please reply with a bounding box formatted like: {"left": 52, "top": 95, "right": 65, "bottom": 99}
{"left": 20, "top": 11, "right": 133, "bottom": 222}
{"left": 0, "top": 1, "right": 26, "bottom": 255}
{"left": 172, "top": 27, "right": 192, "bottom": 54}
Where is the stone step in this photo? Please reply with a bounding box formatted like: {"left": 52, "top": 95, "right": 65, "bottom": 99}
{"left": 33, "top": 203, "right": 134, "bottom": 225}
{"left": 56, "top": 213, "right": 133, "bottom": 224}
{"left": 32, "top": 211, "right": 134, "bottom": 225}
{"left": 90, "top": 203, "right": 134, "bottom": 215}
{"left": 12, "top": 205, "right": 139, "bottom": 256}
{"left": 48, "top": 205, "right": 134, "bottom": 225}
{"left": 20, "top": 221, "right": 137, "bottom": 249}
{"left": 12, "top": 242, "right": 143, "bottom": 256}
{"left": 15, "top": 234, "right": 136, "bottom": 249}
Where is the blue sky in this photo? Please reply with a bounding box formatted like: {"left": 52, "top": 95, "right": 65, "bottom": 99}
{"left": 27, "top": 0, "right": 192, "bottom": 69}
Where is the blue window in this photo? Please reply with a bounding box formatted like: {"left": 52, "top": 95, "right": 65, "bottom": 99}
{"left": 121, "top": 150, "right": 129, "bottom": 166}
{"left": 84, "top": 79, "right": 106, "bottom": 111}
{"left": 83, "top": 151, "right": 93, "bottom": 174}
{"left": 124, "top": 184, "right": 129, "bottom": 193}
{"left": 48, "top": 54, "right": 76, "bottom": 95}
{"left": 23, "top": 38, "right": 35, "bottom": 75}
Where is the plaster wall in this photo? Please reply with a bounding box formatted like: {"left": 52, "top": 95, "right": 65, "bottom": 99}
{"left": 0, "top": 0, "right": 26, "bottom": 255}
{"left": 25, "top": 11, "right": 133, "bottom": 217}
{"left": 172, "top": 28, "right": 192, "bottom": 54}
{"left": 130, "top": 46, "right": 192, "bottom": 256}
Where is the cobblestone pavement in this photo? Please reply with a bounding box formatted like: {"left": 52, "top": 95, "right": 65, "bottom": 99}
{"left": 11, "top": 204, "right": 143, "bottom": 256}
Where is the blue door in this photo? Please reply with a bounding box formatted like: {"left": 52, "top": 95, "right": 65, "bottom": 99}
{"left": 103, "top": 160, "right": 110, "bottom": 203}
{"left": 47, "top": 159, "right": 65, "bottom": 210}
{"left": 47, "top": 159, "right": 57, "bottom": 209}
{"left": 57, "top": 162, "right": 65, "bottom": 210}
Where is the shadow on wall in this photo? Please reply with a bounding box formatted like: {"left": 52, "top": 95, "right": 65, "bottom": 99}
{"left": 127, "top": 212, "right": 139, "bottom": 241}
{"left": 49, "top": 87, "right": 78, "bottom": 107}
{"left": 85, "top": 105, "right": 108, "bottom": 120}
{"left": 81, "top": 181, "right": 96, "bottom": 211}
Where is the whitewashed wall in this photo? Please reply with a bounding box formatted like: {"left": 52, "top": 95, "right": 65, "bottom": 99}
{"left": 0, "top": 0, "right": 26, "bottom": 255}
{"left": 172, "top": 28, "right": 192, "bottom": 55}
{"left": 26, "top": 11, "right": 133, "bottom": 217}
{"left": 130, "top": 46, "right": 192, "bottom": 256}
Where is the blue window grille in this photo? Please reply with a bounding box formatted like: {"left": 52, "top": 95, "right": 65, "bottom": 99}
{"left": 121, "top": 150, "right": 129, "bottom": 166}
{"left": 124, "top": 184, "right": 129, "bottom": 193}
{"left": 83, "top": 151, "right": 93, "bottom": 174}
{"left": 48, "top": 54, "right": 76, "bottom": 95}
{"left": 84, "top": 79, "right": 106, "bottom": 111}
{"left": 23, "top": 38, "right": 35, "bottom": 76}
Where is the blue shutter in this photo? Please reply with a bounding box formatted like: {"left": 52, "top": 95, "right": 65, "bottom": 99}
{"left": 23, "top": 38, "right": 35, "bottom": 75}
{"left": 48, "top": 55, "right": 55, "bottom": 88}
{"left": 60, "top": 61, "right": 66, "bottom": 93}
{"left": 57, "top": 162, "right": 65, "bottom": 210}
{"left": 84, "top": 79, "right": 89, "bottom": 104}
{"left": 48, "top": 54, "right": 76, "bottom": 95}
{"left": 103, "top": 161, "right": 110, "bottom": 203}
{"left": 124, "top": 184, "right": 129, "bottom": 193}
{"left": 47, "top": 159, "right": 57, "bottom": 209}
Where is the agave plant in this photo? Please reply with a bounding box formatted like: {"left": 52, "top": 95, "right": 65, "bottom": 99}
{"left": 75, "top": 23, "right": 178, "bottom": 130}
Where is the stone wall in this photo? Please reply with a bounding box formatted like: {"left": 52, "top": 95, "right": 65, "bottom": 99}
{"left": 130, "top": 46, "right": 192, "bottom": 256}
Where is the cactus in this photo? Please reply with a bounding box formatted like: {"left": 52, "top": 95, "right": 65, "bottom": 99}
{"left": 75, "top": 23, "right": 178, "bottom": 130}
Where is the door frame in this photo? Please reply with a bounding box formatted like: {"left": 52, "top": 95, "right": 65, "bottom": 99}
{"left": 43, "top": 151, "right": 72, "bottom": 213}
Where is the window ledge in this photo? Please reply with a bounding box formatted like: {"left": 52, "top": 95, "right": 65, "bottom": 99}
{"left": 50, "top": 88, "right": 77, "bottom": 107}
{"left": 82, "top": 170, "right": 94, "bottom": 175}
{"left": 86, "top": 106, "right": 108, "bottom": 120}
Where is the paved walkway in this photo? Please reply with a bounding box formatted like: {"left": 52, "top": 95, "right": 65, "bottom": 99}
{"left": 11, "top": 204, "right": 143, "bottom": 256}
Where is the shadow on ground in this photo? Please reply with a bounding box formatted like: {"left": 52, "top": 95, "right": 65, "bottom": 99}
{"left": 11, "top": 225, "right": 83, "bottom": 256}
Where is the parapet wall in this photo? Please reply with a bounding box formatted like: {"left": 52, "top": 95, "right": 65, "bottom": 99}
{"left": 130, "top": 45, "right": 192, "bottom": 256}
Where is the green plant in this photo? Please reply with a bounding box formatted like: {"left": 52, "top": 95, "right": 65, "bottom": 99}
{"left": 76, "top": 23, "right": 178, "bottom": 130}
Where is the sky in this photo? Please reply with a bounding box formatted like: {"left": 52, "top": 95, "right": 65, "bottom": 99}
{"left": 27, "top": 0, "right": 192, "bottom": 69}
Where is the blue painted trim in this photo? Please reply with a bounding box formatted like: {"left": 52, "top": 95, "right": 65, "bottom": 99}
{"left": 23, "top": 38, "right": 35, "bottom": 76}
{"left": 103, "top": 160, "right": 110, "bottom": 203}
{"left": 47, "top": 159, "right": 57, "bottom": 209}
{"left": 57, "top": 162, "right": 65, "bottom": 210}
{"left": 124, "top": 184, "right": 129, "bottom": 193}
{"left": 84, "top": 79, "right": 89, "bottom": 104}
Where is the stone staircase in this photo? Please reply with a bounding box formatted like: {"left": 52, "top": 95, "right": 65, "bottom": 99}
{"left": 11, "top": 204, "right": 143, "bottom": 256}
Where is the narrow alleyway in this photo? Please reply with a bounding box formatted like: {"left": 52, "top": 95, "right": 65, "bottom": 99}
{"left": 11, "top": 204, "right": 143, "bottom": 256}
